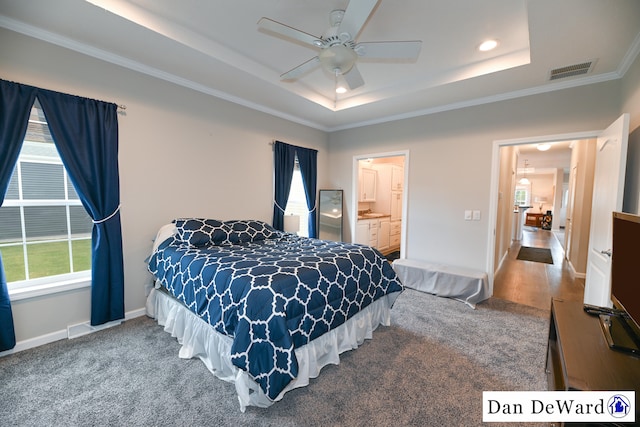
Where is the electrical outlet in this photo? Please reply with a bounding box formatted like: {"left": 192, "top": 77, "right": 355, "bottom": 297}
{"left": 473, "top": 210, "right": 481, "bottom": 221}
{"left": 464, "top": 210, "right": 472, "bottom": 221}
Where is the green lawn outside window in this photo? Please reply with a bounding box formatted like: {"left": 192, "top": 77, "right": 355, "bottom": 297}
{"left": 0, "top": 239, "right": 91, "bottom": 283}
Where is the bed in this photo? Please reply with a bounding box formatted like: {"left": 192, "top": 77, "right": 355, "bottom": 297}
{"left": 146, "top": 218, "right": 403, "bottom": 411}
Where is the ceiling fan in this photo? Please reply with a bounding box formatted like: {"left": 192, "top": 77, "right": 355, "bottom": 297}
{"left": 258, "top": 0, "right": 422, "bottom": 90}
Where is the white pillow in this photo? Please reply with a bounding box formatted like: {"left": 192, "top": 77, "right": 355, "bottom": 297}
{"left": 152, "top": 223, "right": 177, "bottom": 252}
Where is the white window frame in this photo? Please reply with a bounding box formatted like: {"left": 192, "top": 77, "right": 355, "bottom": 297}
{"left": 515, "top": 186, "right": 531, "bottom": 206}
{"left": 284, "top": 159, "right": 310, "bottom": 237}
{"left": 2, "top": 108, "right": 92, "bottom": 301}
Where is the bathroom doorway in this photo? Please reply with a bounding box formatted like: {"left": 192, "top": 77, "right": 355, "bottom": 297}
{"left": 352, "top": 151, "right": 409, "bottom": 260}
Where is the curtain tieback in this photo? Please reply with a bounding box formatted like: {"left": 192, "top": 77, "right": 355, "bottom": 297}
{"left": 274, "top": 200, "right": 287, "bottom": 213}
{"left": 93, "top": 204, "right": 121, "bottom": 224}
{"left": 274, "top": 201, "right": 318, "bottom": 213}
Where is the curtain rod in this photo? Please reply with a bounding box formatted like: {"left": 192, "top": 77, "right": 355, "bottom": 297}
{"left": 2, "top": 79, "right": 126, "bottom": 112}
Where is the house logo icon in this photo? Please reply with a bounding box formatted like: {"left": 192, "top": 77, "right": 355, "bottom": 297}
{"left": 607, "top": 394, "right": 631, "bottom": 418}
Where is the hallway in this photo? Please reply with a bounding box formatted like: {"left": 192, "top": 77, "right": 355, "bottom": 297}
{"left": 493, "top": 227, "right": 585, "bottom": 311}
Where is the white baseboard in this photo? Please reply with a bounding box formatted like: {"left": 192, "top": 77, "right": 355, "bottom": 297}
{"left": 126, "top": 307, "right": 147, "bottom": 319}
{"left": 0, "top": 329, "right": 68, "bottom": 357}
{"left": 566, "top": 259, "right": 586, "bottom": 279}
{"left": 496, "top": 250, "right": 509, "bottom": 273}
{"left": 0, "top": 307, "right": 147, "bottom": 357}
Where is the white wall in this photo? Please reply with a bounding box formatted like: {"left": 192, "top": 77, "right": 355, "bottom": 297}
{"left": 0, "top": 28, "right": 329, "bottom": 344}
{"left": 2, "top": 26, "right": 640, "bottom": 348}
{"left": 621, "top": 50, "right": 640, "bottom": 132}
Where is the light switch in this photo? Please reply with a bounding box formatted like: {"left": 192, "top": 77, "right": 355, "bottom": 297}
{"left": 473, "top": 210, "right": 481, "bottom": 221}
{"left": 464, "top": 210, "right": 472, "bottom": 221}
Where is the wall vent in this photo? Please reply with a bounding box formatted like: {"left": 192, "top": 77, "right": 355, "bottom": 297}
{"left": 549, "top": 61, "right": 594, "bottom": 81}
{"left": 67, "top": 319, "right": 122, "bottom": 339}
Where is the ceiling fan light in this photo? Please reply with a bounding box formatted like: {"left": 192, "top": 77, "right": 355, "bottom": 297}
{"left": 537, "top": 143, "right": 551, "bottom": 151}
{"left": 336, "top": 86, "right": 347, "bottom": 94}
{"left": 319, "top": 44, "right": 357, "bottom": 74}
{"left": 518, "top": 177, "right": 530, "bottom": 185}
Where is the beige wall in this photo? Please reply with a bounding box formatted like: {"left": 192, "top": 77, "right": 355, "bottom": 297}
{"left": 565, "top": 139, "right": 597, "bottom": 277}
{"left": 552, "top": 168, "right": 566, "bottom": 230}
{"left": 527, "top": 174, "right": 555, "bottom": 214}
{"left": 494, "top": 145, "right": 516, "bottom": 272}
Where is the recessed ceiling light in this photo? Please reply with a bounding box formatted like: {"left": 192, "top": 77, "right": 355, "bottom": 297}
{"left": 478, "top": 39, "right": 498, "bottom": 52}
{"left": 335, "top": 86, "right": 347, "bottom": 94}
{"left": 537, "top": 143, "right": 551, "bottom": 151}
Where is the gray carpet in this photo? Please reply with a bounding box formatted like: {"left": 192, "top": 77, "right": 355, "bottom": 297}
{"left": 0, "top": 289, "right": 549, "bottom": 426}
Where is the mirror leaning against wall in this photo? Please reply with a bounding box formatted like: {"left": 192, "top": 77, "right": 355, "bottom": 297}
{"left": 318, "top": 190, "right": 343, "bottom": 241}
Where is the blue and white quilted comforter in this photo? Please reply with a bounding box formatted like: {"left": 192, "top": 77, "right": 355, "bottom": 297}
{"left": 147, "top": 219, "right": 403, "bottom": 401}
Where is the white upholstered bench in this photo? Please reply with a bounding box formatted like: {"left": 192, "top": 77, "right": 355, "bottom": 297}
{"left": 392, "top": 259, "right": 490, "bottom": 308}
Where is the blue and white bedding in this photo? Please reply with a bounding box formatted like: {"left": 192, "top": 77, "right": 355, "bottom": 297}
{"left": 147, "top": 219, "right": 403, "bottom": 401}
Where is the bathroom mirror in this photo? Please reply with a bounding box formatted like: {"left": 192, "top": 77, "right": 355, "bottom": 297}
{"left": 318, "top": 189, "right": 343, "bottom": 241}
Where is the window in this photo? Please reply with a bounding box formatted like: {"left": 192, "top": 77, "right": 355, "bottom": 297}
{"left": 514, "top": 186, "right": 530, "bottom": 206}
{"left": 0, "top": 100, "right": 92, "bottom": 290}
{"left": 284, "top": 158, "right": 309, "bottom": 237}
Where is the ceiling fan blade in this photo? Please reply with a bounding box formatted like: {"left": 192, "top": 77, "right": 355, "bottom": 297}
{"left": 355, "top": 41, "right": 422, "bottom": 60}
{"left": 338, "top": 0, "right": 379, "bottom": 40}
{"left": 258, "top": 17, "right": 323, "bottom": 48}
{"left": 281, "top": 56, "right": 321, "bottom": 80}
{"left": 343, "top": 65, "right": 365, "bottom": 89}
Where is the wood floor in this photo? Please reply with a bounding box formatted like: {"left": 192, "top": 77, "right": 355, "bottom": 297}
{"left": 493, "top": 227, "right": 585, "bottom": 311}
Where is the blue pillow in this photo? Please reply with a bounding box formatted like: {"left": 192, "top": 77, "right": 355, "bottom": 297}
{"left": 224, "top": 220, "right": 279, "bottom": 243}
{"left": 173, "top": 218, "right": 235, "bottom": 247}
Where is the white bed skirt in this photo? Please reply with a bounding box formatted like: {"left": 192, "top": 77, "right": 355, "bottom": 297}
{"left": 146, "top": 287, "right": 399, "bottom": 411}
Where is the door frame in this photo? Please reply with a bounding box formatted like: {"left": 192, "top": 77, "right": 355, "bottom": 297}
{"left": 487, "top": 130, "right": 601, "bottom": 292}
{"left": 352, "top": 150, "right": 410, "bottom": 259}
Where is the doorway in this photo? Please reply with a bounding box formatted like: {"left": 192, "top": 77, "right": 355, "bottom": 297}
{"left": 352, "top": 151, "right": 409, "bottom": 260}
{"left": 487, "top": 131, "right": 600, "bottom": 292}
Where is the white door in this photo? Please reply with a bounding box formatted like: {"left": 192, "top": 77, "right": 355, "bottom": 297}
{"left": 584, "top": 114, "right": 630, "bottom": 307}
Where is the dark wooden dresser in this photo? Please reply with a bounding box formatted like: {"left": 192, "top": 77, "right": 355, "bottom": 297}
{"left": 546, "top": 298, "right": 640, "bottom": 425}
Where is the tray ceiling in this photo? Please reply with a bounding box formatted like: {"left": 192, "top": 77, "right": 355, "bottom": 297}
{"left": 1, "top": 0, "right": 639, "bottom": 131}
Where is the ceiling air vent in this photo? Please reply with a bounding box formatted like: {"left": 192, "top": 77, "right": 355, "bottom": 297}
{"left": 549, "top": 61, "right": 594, "bottom": 81}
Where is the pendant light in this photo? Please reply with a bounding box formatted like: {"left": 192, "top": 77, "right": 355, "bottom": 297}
{"left": 519, "top": 160, "right": 530, "bottom": 185}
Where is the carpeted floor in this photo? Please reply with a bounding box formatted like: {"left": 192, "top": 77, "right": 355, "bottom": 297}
{"left": 517, "top": 246, "right": 554, "bottom": 264}
{"left": 0, "top": 289, "right": 549, "bottom": 426}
